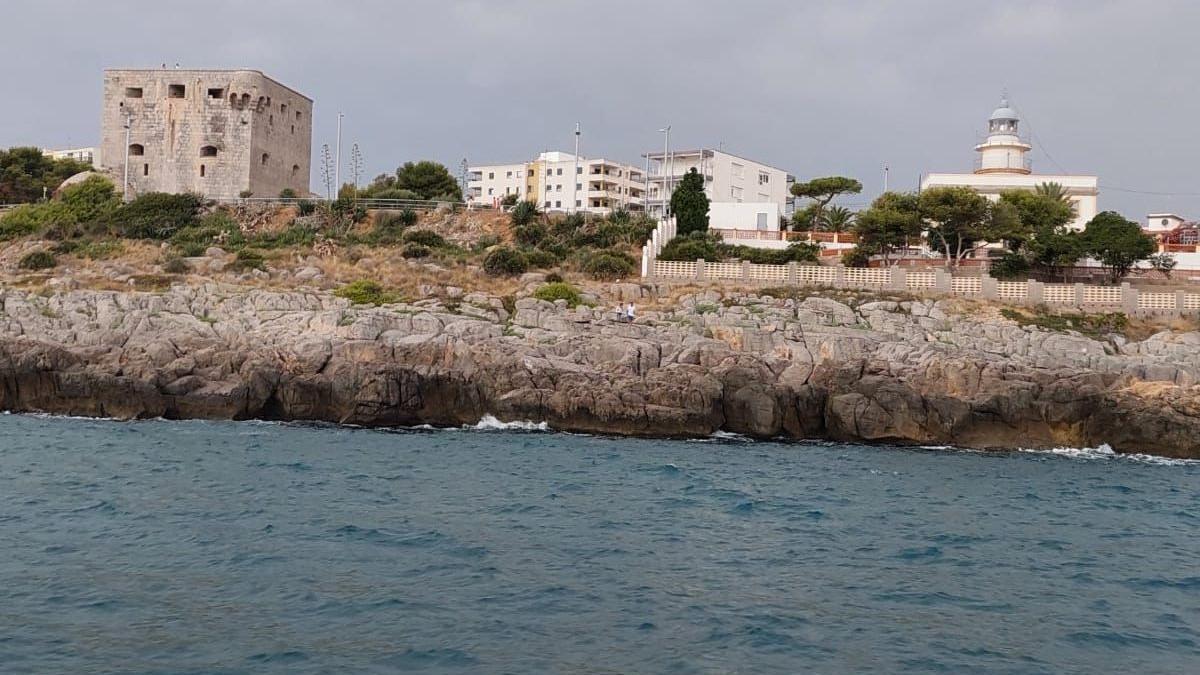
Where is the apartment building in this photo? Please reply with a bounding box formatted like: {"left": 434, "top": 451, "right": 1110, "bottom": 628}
{"left": 643, "top": 148, "right": 793, "bottom": 229}
{"left": 43, "top": 147, "right": 97, "bottom": 165}
{"left": 467, "top": 151, "right": 645, "bottom": 215}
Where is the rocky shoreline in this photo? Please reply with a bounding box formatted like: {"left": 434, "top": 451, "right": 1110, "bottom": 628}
{"left": 1, "top": 282, "right": 1199, "bottom": 458}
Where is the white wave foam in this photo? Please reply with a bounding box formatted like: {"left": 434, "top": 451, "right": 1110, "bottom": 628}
{"left": 1019, "top": 444, "right": 1200, "bottom": 466}
{"left": 468, "top": 415, "right": 550, "bottom": 432}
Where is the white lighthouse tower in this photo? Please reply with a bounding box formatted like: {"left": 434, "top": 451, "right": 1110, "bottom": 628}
{"left": 974, "top": 96, "right": 1032, "bottom": 174}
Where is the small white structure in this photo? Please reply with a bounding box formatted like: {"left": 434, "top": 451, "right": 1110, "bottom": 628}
{"left": 709, "top": 202, "right": 780, "bottom": 232}
{"left": 643, "top": 148, "right": 793, "bottom": 228}
{"left": 42, "top": 147, "right": 97, "bottom": 165}
{"left": 467, "top": 151, "right": 645, "bottom": 215}
{"left": 922, "top": 96, "right": 1099, "bottom": 230}
{"left": 1146, "top": 213, "right": 1189, "bottom": 232}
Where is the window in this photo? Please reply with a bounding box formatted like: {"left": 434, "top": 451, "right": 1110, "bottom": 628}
{"left": 125, "top": 87, "right": 143, "bottom": 98}
{"left": 544, "top": 201, "right": 551, "bottom": 208}
{"left": 292, "top": 165, "right": 300, "bottom": 178}
{"left": 731, "top": 162, "right": 744, "bottom": 178}
{"left": 546, "top": 169, "right": 552, "bottom": 176}
{"left": 576, "top": 183, "right": 581, "bottom": 191}
{"left": 527, "top": 169, "right": 534, "bottom": 177}
{"left": 128, "top": 143, "right": 144, "bottom": 156}
{"left": 731, "top": 186, "right": 743, "bottom": 201}
{"left": 200, "top": 146, "right": 217, "bottom": 157}
{"left": 291, "top": 125, "right": 295, "bottom": 134}
{"left": 505, "top": 187, "right": 511, "bottom": 195}
{"left": 261, "top": 153, "right": 269, "bottom": 166}
{"left": 280, "top": 103, "right": 287, "bottom": 115}
{"left": 506, "top": 171, "right": 512, "bottom": 178}
{"left": 758, "top": 171, "right": 769, "bottom": 185}
{"left": 756, "top": 212, "right": 768, "bottom": 230}
{"left": 556, "top": 168, "right": 562, "bottom": 175}
{"left": 229, "top": 92, "right": 239, "bottom": 107}
{"left": 556, "top": 184, "right": 562, "bottom": 192}
{"left": 168, "top": 84, "right": 185, "bottom": 98}
{"left": 576, "top": 167, "right": 582, "bottom": 174}
{"left": 487, "top": 188, "right": 494, "bottom": 195}
{"left": 200, "top": 164, "right": 206, "bottom": 178}
{"left": 575, "top": 200, "right": 581, "bottom": 207}
{"left": 269, "top": 114, "right": 274, "bottom": 125}
{"left": 241, "top": 93, "right": 250, "bottom": 108}
{"left": 207, "top": 88, "right": 224, "bottom": 99}
{"left": 143, "top": 163, "right": 149, "bottom": 176}
{"left": 296, "top": 111, "right": 302, "bottom": 121}
{"left": 488, "top": 172, "right": 494, "bottom": 179}
{"left": 555, "top": 201, "right": 561, "bottom": 208}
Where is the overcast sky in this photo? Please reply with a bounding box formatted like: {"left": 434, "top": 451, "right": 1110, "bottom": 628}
{"left": 2, "top": 0, "right": 1197, "bottom": 217}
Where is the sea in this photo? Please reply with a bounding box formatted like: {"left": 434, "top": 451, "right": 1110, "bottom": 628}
{"left": 0, "top": 414, "right": 1197, "bottom": 674}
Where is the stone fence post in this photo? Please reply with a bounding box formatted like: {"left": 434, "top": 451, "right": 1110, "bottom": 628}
{"left": 1121, "top": 282, "right": 1138, "bottom": 315}
{"left": 742, "top": 260, "right": 752, "bottom": 281}
{"left": 934, "top": 268, "right": 952, "bottom": 293}
{"left": 980, "top": 274, "right": 998, "bottom": 300}
{"left": 1074, "top": 282, "right": 1086, "bottom": 309}
{"left": 787, "top": 261, "right": 798, "bottom": 286}
{"left": 833, "top": 265, "right": 846, "bottom": 289}
{"left": 889, "top": 267, "right": 907, "bottom": 292}
{"left": 695, "top": 258, "right": 706, "bottom": 281}
{"left": 1027, "top": 279, "right": 1044, "bottom": 305}
{"left": 1176, "top": 290, "right": 1187, "bottom": 316}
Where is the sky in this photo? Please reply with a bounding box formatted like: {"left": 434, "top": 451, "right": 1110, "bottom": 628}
{"left": 2, "top": 0, "right": 1197, "bottom": 218}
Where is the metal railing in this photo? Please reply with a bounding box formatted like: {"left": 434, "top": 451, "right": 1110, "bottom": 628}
{"left": 210, "top": 196, "right": 484, "bottom": 211}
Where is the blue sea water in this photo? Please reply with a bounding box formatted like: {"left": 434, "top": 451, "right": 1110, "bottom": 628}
{"left": 0, "top": 415, "right": 1197, "bottom": 674}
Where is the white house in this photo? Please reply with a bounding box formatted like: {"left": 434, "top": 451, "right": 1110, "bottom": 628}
{"left": 1146, "top": 213, "right": 1190, "bottom": 232}
{"left": 467, "top": 151, "right": 645, "bottom": 215}
{"left": 643, "top": 148, "right": 793, "bottom": 230}
{"left": 921, "top": 96, "right": 1099, "bottom": 230}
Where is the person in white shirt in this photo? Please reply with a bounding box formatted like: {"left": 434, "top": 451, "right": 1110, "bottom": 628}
{"left": 625, "top": 303, "right": 636, "bottom": 323}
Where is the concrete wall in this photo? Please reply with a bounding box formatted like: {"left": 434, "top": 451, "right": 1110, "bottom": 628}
{"left": 100, "top": 69, "right": 312, "bottom": 200}
{"left": 710, "top": 202, "right": 780, "bottom": 231}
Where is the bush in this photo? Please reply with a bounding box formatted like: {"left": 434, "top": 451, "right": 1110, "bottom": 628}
{"left": 296, "top": 200, "right": 316, "bottom": 216}
{"left": 545, "top": 271, "right": 564, "bottom": 283}
{"left": 402, "top": 229, "right": 446, "bottom": 248}
{"left": 658, "top": 231, "right": 721, "bottom": 261}
{"left": 162, "top": 256, "right": 190, "bottom": 274}
{"left": 500, "top": 193, "right": 520, "bottom": 207}
{"left": 483, "top": 247, "right": 528, "bottom": 277}
{"left": 401, "top": 244, "right": 431, "bottom": 259}
{"left": 72, "top": 240, "right": 124, "bottom": 260}
{"left": 170, "top": 211, "right": 243, "bottom": 254}
{"left": 509, "top": 201, "right": 540, "bottom": 227}
{"left": 841, "top": 247, "right": 872, "bottom": 268}
{"left": 524, "top": 248, "right": 561, "bottom": 269}
{"left": 514, "top": 222, "right": 548, "bottom": 248}
{"left": 533, "top": 282, "right": 584, "bottom": 307}
{"left": 116, "top": 192, "right": 203, "bottom": 239}
{"left": 239, "top": 190, "right": 254, "bottom": 199}
{"left": 582, "top": 250, "right": 636, "bottom": 280}
{"left": 18, "top": 250, "right": 56, "bottom": 270}
{"left": 230, "top": 249, "right": 265, "bottom": 272}
{"left": 990, "top": 252, "right": 1031, "bottom": 280}
{"left": 279, "top": 188, "right": 298, "bottom": 199}
{"left": 334, "top": 279, "right": 398, "bottom": 306}
{"left": 59, "top": 175, "right": 120, "bottom": 224}
{"left": 371, "top": 188, "right": 421, "bottom": 201}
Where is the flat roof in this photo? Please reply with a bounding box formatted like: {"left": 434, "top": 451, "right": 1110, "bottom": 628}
{"left": 643, "top": 147, "right": 791, "bottom": 175}
{"left": 103, "top": 68, "right": 312, "bottom": 101}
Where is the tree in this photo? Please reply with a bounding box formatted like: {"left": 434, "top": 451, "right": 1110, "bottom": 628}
{"left": 0, "top": 147, "right": 91, "bottom": 204}
{"left": 789, "top": 176, "right": 862, "bottom": 231}
{"left": 1035, "top": 182, "right": 1075, "bottom": 215}
{"left": 817, "top": 205, "right": 856, "bottom": 233}
{"left": 670, "top": 167, "right": 710, "bottom": 236}
{"left": 1081, "top": 211, "right": 1156, "bottom": 283}
{"left": 390, "top": 161, "right": 462, "bottom": 201}
{"left": 997, "top": 189, "right": 1078, "bottom": 281}
{"left": 1147, "top": 252, "right": 1178, "bottom": 279}
{"left": 851, "top": 191, "right": 922, "bottom": 267}
{"left": 918, "top": 186, "right": 1014, "bottom": 268}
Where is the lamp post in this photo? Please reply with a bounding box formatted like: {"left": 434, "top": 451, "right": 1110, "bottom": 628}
{"left": 121, "top": 108, "right": 133, "bottom": 202}
{"left": 658, "top": 126, "right": 671, "bottom": 217}
{"left": 572, "top": 122, "right": 580, "bottom": 214}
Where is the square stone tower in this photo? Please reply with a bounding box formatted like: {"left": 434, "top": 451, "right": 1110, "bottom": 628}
{"left": 99, "top": 69, "right": 312, "bottom": 200}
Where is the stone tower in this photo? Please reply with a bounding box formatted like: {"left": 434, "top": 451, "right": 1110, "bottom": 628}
{"left": 99, "top": 69, "right": 313, "bottom": 200}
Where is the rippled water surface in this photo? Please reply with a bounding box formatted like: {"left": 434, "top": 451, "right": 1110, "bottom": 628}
{"left": 1, "top": 416, "right": 1198, "bottom": 674}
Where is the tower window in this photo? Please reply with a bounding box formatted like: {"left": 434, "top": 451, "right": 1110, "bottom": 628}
{"left": 229, "top": 92, "right": 238, "bottom": 107}
{"left": 200, "top": 164, "right": 206, "bottom": 177}
{"left": 124, "top": 87, "right": 143, "bottom": 98}
{"left": 261, "top": 153, "right": 270, "bottom": 166}
{"left": 168, "top": 84, "right": 185, "bottom": 98}
{"left": 143, "top": 164, "right": 149, "bottom": 176}
{"left": 207, "top": 88, "right": 224, "bottom": 99}
{"left": 200, "top": 146, "right": 218, "bottom": 157}
{"left": 291, "top": 164, "right": 300, "bottom": 177}
{"left": 128, "top": 143, "right": 144, "bottom": 156}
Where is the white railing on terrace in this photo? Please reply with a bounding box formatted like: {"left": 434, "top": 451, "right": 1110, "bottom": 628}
{"left": 211, "top": 196, "right": 482, "bottom": 211}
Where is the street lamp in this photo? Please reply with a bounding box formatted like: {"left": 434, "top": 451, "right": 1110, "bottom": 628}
{"left": 658, "top": 126, "right": 671, "bottom": 217}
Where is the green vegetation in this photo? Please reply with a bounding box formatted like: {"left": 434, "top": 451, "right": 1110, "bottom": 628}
{"left": 1080, "top": 211, "right": 1156, "bottom": 284}
{"left": 230, "top": 249, "right": 266, "bottom": 272}
{"left": 1000, "top": 307, "right": 1129, "bottom": 338}
{"left": 334, "top": 279, "right": 400, "bottom": 306}
{"left": 0, "top": 147, "right": 91, "bottom": 204}
{"left": 533, "top": 282, "right": 585, "bottom": 307}
{"left": 509, "top": 201, "right": 541, "bottom": 227}
{"left": 359, "top": 161, "right": 462, "bottom": 201}
{"left": 483, "top": 248, "right": 528, "bottom": 276}
{"left": 117, "top": 192, "right": 204, "bottom": 239}
{"left": 401, "top": 229, "right": 447, "bottom": 248}
{"left": 581, "top": 250, "right": 636, "bottom": 280}
{"left": 279, "top": 188, "right": 298, "bottom": 199}
{"left": 657, "top": 231, "right": 820, "bottom": 265}
{"left": 18, "top": 250, "right": 56, "bottom": 271}
{"left": 162, "top": 256, "right": 190, "bottom": 274}
{"left": 401, "top": 244, "right": 431, "bottom": 258}
{"left": 790, "top": 176, "right": 862, "bottom": 231}
{"left": 1147, "top": 252, "right": 1177, "bottom": 279}
{"left": 670, "top": 168, "right": 710, "bottom": 236}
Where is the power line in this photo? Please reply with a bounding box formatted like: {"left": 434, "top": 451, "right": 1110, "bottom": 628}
{"left": 1098, "top": 185, "right": 1200, "bottom": 197}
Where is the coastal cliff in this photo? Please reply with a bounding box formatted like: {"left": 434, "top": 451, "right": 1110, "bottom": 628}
{"left": 1, "top": 282, "right": 1199, "bottom": 458}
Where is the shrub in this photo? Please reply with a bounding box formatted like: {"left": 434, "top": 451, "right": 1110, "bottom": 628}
{"left": 230, "top": 249, "right": 265, "bottom": 272}
{"left": 500, "top": 193, "right": 520, "bottom": 207}
{"left": 279, "top": 188, "right": 298, "bottom": 199}
{"left": 248, "top": 222, "right": 316, "bottom": 249}
{"left": 334, "top": 279, "right": 398, "bottom": 306}
{"left": 50, "top": 240, "right": 79, "bottom": 254}
{"left": 18, "top": 250, "right": 56, "bottom": 270}
{"left": 524, "top": 248, "right": 560, "bottom": 269}
{"left": 658, "top": 232, "right": 721, "bottom": 261}
{"left": 0, "top": 202, "right": 71, "bottom": 239}
{"left": 73, "top": 240, "right": 124, "bottom": 260}
{"left": 402, "top": 229, "right": 446, "bottom": 248}
{"left": 170, "top": 211, "right": 243, "bottom": 254}
{"left": 162, "top": 256, "right": 190, "bottom": 274}
{"left": 59, "top": 175, "right": 119, "bottom": 224}
{"left": 545, "top": 271, "right": 564, "bottom": 283}
{"left": 514, "top": 222, "right": 547, "bottom": 248}
{"left": 509, "top": 201, "right": 540, "bottom": 227}
{"left": 533, "top": 282, "right": 584, "bottom": 307}
{"left": 239, "top": 190, "right": 254, "bottom": 199}
{"left": 582, "top": 250, "right": 635, "bottom": 280}
{"left": 401, "top": 244, "right": 431, "bottom": 259}
{"left": 371, "top": 188, "right": 422, "bottom": 201}
{"left": 116, "top": 192, "right": 203, "bottom": 239}
{"left": 296, "top": 200, "right": 316, "bottom": 216}
{"left": 483, "top": 247, "right": 528, "bottom": 277}
{"left": 841, "top": 247, "right": 872, "bottom": 268}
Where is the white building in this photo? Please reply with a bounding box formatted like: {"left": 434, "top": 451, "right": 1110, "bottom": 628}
{"left": 467, "top": 151, "right": 645, "bottom": 215}
{"left": 921, "top": 96, "right": 1099, "bottom": 230}
{"left": 643, "top": 148, "right": 793, "bottom": 230}
{"left": 43, "top": 147, "right": 97, "bottom": 165}
{"left": 1146, "top": 213, "right": 1190, "bottom": 232}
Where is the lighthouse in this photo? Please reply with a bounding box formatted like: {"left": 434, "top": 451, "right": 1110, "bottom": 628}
{"left": 921, "top": 94, "right": 1099, "bottom": 230}
{"left": 974, "top": 96, "right": 1032, "bottom": 174}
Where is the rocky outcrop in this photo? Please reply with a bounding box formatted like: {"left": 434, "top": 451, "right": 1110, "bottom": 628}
{"left": 1, "top": 283, "right": 1200, "bottom": 458}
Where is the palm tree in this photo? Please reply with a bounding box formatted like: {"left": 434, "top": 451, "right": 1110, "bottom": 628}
{"left": 1036, "top": 182, "right": 1076, "bottom": 216}
{"left": 818, "top": 205, "right": 856, "bottom": 233}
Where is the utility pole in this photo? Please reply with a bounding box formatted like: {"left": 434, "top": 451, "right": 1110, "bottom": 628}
{"left": 334, "top": 112, "right": 344, "bottom": 196}
{"left": 883, "top": 164, "right": 889, "bottom": 193}
{"left": 122, "top": 108, "right": 133, "bottom": 202}
{"left": 659, "top": 126, "right": 671, "bottom": 217}
{"left": 572, "top": 122, "right": 580, "bottom": 214}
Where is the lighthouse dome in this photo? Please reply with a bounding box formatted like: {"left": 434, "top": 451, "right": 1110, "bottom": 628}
{"left": 990, "top": 97, "right": 1018, "bottom": 121}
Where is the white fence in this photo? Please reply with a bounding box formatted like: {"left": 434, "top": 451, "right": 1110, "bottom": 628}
{"left": 649, "top": 260, "right": 1200, "bottom": 316}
